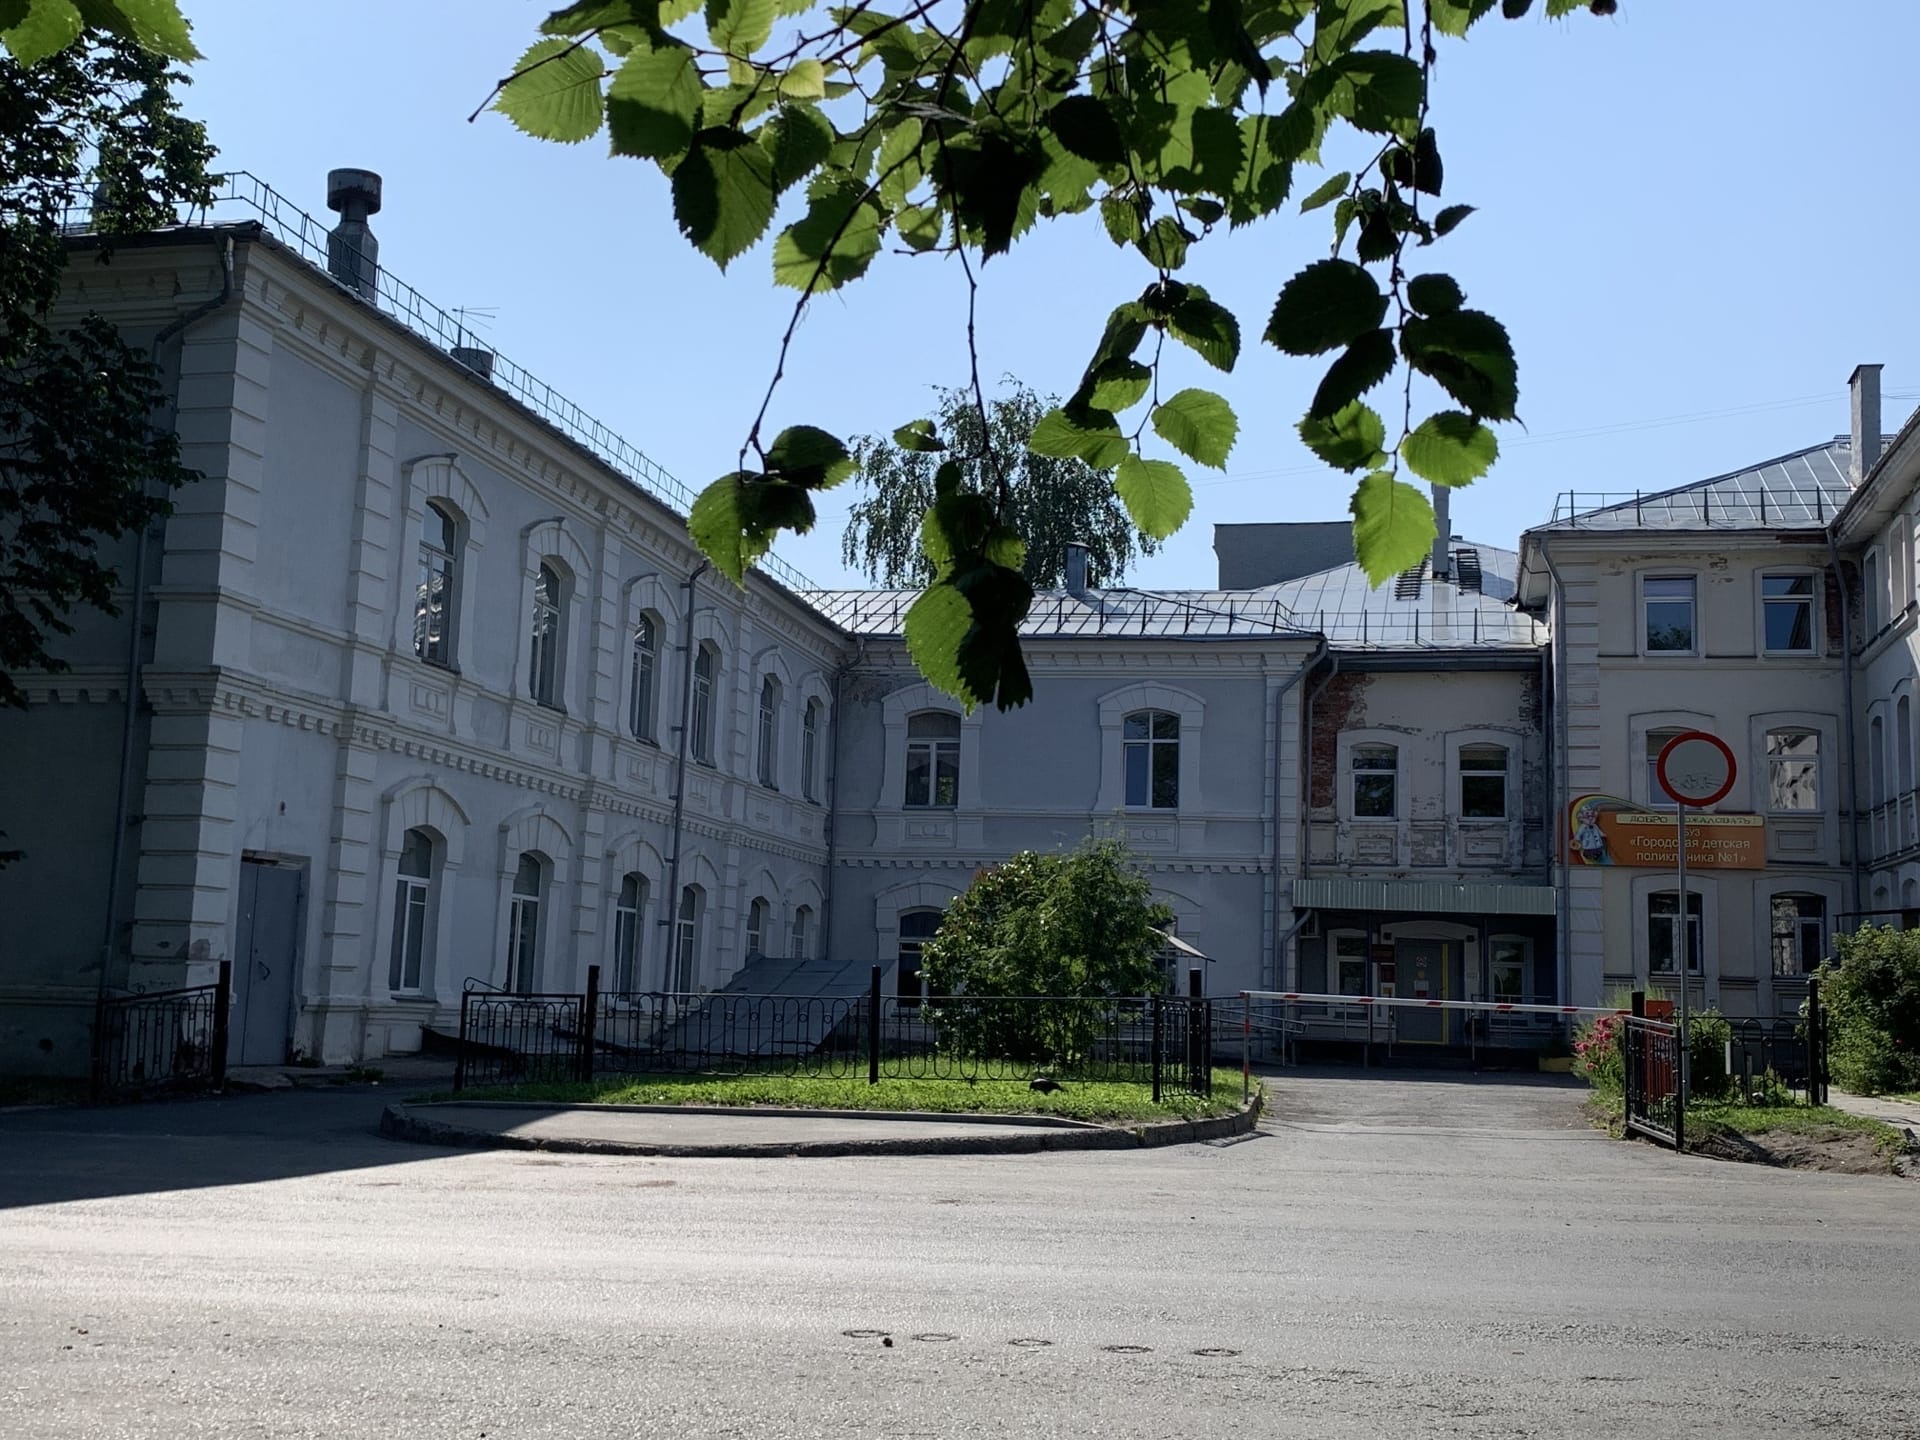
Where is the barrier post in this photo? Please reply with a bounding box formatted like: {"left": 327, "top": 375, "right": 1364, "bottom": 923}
{"left": 211, "top": 960, "right": 232, "bottom": 1088}
{"left": 1240, "top": 991, "right": 1250, "bottom": 1104}
{"left": 867, "top": 964, "right": 882, "bottom": 1085}
{"left": 578, "top": 964, "right": 600, "bottom": 1083}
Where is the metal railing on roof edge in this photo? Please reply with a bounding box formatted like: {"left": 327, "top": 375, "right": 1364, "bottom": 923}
{"left": 70, "top": 171, "right": 819, "bottom": 593}
{"left": 1548, "top": 486, "right": 1842, "bottom": 528}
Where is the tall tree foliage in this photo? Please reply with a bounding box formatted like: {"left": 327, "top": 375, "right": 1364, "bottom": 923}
{"left": 487, "top": 0, "right": 1613, "bottom": 709}
{"left": 843, "top": 379, "right": 1155, "bottom": 590}
{"left": 0, "top": 11, "right": 216, "bottom": 711}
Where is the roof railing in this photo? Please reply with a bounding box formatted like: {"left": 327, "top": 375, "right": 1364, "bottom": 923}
{"left": 1548, "top": 485, "right": 1836, "bottom": 529}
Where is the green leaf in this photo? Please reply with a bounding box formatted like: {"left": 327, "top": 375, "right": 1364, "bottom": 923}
{"left": 3, "top": 0, "right": 81, "bottom": 64}
{"left": 606, "top": 38, "right": 702, "bottom": 162}
{"left": 707, "top": 0, "right": 774, "bottom": 54}
{"left": 1046, "top": 94, "right": 1127, "bottom": 166}
{"left": 1299, "top": 170, "right": 1349, "bottom": 213}
{"left": 495, "top": 38, "right": 606, "bottom": 145}
{"left": 1434, "top": 203, "right": 1475, "bottom": 236}
{"left": 1029, "top": 406, "right": 1129, "bottom": 470}
{"left": 1409, "top": 127, "right": 1443, "bottom": 196}
{"left": 1401, "top": 309, "right": 1519, "bottom": 421}
{"left": 1264, "top": 258, "right": 1386, "bottom": 357}
{"left": 689, "top": 472, "right": 767, "bottom": 583}
{"left": 1168, "top": 291, "right": 1241, "bottom": 373}
{"left": 759, "top": 103, "right": 834, "bottom": 194}
{"left": 1308, "top": 327, "right": 1396, "bottom": 419}
{"left": 772, "top": 176, "right": 882, "bottom": 291}
{"left": 876, "top": 117, "right": 924, "bottom": 208}
{"left": 1151, "top": 389, "right": 1238, "bottom": 470}
{"left": 952, "top": 564, "right": 1036, "bottom": 710}
{"left": 1304, "top": 50, "right": 1423, "bottom": 140}
{"left": 1406, "top": 272, "right": 1464, "bottom": 317}
{"left": 1228, "top": 113, "right": 1292, "bottom": 225}
{"left": 1298, "top": 400, "right": 1387, "bottom": 473}
{"left": 778, "top": 57, "right": 826, "bottom": 99}
{"left": 904, "top": 583, "right": 973, "bottom": 706}
{"left": 1085, "top": 300, "right": 1152, "bottom": 376}
{"left": 95, "top": 0, "right": 198, "bottom": 59}
{"left": 1350, "top": 473, "right": 1437, "bottom": 586}
{"left": 1429, "top": 0, "right": 1499, "bottom": 36}
{"left": 1179, "top": 197, "right": 1226, "bottom": 226}
{"left": 541, "top": 1, "right": 641, "bottom": 34}
{"left": 893, "top": 419, "right": 945, "bottom": 453}
{"left": 1136, "top": 215, "right": 1191, "bottom": 270}
{"left": 1088, "top": 360, "right": 1152, "bottom": 413}
{"left": 1099, "top": 194, "right": 1144, "bottom": 247}
{"left": 896, "top": 202, "right": 943, "bottom": 250}
{"left": 1400, "top": 411, "right": 1499, "bottom": 486}
{"left": 766, "top": 425, "right": 855, "bottom": 488}
{"left": 674, "top": 127, "right": 778, "bottom": 269}
{"left": 1115, "top": 455, "right": 1194, "bottom": 540}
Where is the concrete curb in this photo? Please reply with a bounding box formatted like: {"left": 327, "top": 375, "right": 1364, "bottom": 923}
{"left": 379, "top": 1088, "right": 1263, "bottom": 1159}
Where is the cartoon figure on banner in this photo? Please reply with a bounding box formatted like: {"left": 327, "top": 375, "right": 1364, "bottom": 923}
{"left": 1573, "top": 798, "right": 1612, "bottom": 865}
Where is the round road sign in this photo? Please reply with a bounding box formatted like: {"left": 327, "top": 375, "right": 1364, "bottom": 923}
{"left": 1656, "top": 730, "right": 1736, "bottom": 808}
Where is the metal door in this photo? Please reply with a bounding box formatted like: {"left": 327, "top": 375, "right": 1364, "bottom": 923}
{"left": 231, "top": 860, "right": 303, "bottom": 1066}
{"left": 1395, "top": 940, "right": 1448, "bottom": 1044}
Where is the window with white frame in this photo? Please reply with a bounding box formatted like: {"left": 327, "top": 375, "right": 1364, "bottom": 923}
{"left": 801, "top": 699, "right": 821, "bottom": 801}
{"left": 1770, "top": 894, "right": 1826, "bottom": 976}
{"left": 674, "top": 886, "right": 702, "bottom": 992}
{"left": 790, "top": 904, "right": 812, "bottom": 960}
{"left": 414, "top": 503, "right": 458, "bottom": 668}
{"left": 691, "top": 643, "right": 717, "bottom": 765}
{"left": 1351, "top": 744, "right": 1397, "bottom": 818}
{"left": 1641, "top": 575, "right": 1696, "bottom": 653}
{"left": 528, "top": 563, "right": 564, "bottom": 708}
{"left": 1765, "top": 729, "right": 1820, "bottom": 812}
{"left": 388, "top": 827, "right": 434, "bottom": 993}
{"left": 897, "top": 909, "right": 941, "bottom": 1005}
{"left": 757, "top": 676, "right": 781, "bottom": 788}
{"left": 746, "top": 896, "right": 768, "bottom": 958}
{"left": 1331, "top": 933, "right": 1368, "bottom": 996}
{"left": 1645, "top": 727, "right": 1686, "bottom": 808}
{"left": 1760, "top": 574, "right": 1816, "bottom": 654}
{"left": 1488, "top": 937, "right": 1527, "bottom": 1002}
{"left": 628, "top": 614, "right": 658, "bottom": 742}
{"left": 612, "top": 873, "right": 646, "bottom": 991}
{"left": 1870, "top": 715, "right": 1887, "bottom": 804}
{"left": 1123, "top": 710, "right": 1180, "bottom": 808}
{"left": 1647, "top": 890, "right": 1702, "bottom": 974}
{"left": 1864, "top": 551, "right": 1882, "bottom": 634}
{"left": 904, "top": 711, "right": 960, "bottom": 807}
{"left": 1459, "top": 744, "right": 1508, "bottom": 820}
{"left": 506, "top": 852, "right": 546, "bottom": 993}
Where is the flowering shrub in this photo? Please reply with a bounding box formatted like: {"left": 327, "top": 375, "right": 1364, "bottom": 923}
{"left": 1573, "top": 1012, "right": 1624, "bottom": 1093}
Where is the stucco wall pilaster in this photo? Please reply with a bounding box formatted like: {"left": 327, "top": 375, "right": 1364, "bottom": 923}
{"left": 128, "top": 698, "right": 244, "bottom": 988}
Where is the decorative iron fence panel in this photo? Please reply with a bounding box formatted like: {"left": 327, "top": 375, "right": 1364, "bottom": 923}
{"left": 453, "top": 989, "right": 588, "bottom": 1090}
{"left": 91, "top": 963, "right": 229, "bottom": 1100}
{"left": 1623, "top": 1015, "right": 1683, "bottom": 1150}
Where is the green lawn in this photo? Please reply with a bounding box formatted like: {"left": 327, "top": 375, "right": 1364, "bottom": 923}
{"left": 433, "top": 1068, "right": 1251, "bottom": 1123}
{"left": 1689, "top": 1102, "right": 1905, "bottom": 1154}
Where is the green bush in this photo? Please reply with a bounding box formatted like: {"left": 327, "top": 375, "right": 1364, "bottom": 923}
{"left": 1686, "top": 1010, "right": 1731, "bottom": 1100}
{"left": 1819, "top": 925, "right": 1920, "bottom": 1095}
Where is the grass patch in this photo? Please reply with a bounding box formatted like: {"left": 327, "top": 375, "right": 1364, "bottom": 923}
{"left": 0, "top": 1076, "right": 90, "bottom": 1107}
{"left": 1690, "top": 1102, "right": 1905, "bottom": 1155}
{"left": 430, "top": 1068, "right": 1250, "bottom": 1123}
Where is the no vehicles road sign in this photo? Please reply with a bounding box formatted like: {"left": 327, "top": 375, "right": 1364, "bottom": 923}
{"left": 1656, "top": 731, "right": 1736, "bottom": 808}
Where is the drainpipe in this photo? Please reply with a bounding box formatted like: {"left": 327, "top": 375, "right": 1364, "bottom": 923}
{"left": 1269, "top": 639, "right": 1328, "bottom": 991}
{"left": 819, "top": 638, "right": 865, "bottom": 962}
{"left": 1826, "top": 528, "right": 1864, "bottom": 922}
{"left": 99, "top": 235, "right": 237, "bottom": 999}
{"left": 662, "top": 560, "right": 709, "bottom": 980}
{"left": 1537, "top": 537, "right": 1572, "bottom": 1008}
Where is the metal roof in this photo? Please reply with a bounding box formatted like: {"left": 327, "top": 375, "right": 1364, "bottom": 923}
{"left": 1252, "top": 540, "right": 1543, "bottom": 651}
{"left": 1539, "top": 438, "right": 1862, "bottom": 532}
{"left": 804, "top": 585, "right": 1316, "bottom": 639}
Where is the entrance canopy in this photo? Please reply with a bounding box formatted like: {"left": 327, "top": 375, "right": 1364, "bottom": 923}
{"left": 1291, "top": 877, "right": 1556, "bottom": 917}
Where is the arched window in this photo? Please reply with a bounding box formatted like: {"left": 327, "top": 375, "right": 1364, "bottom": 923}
{"left": 801, "top": 699, "right": 822, "bottom": 801}
{"left": 507, "top": 853, "right": 547, "bottom": 993}
{"left": 528, "top": 563, "right": 564, "bottom": 708}
{"left": 692, "top": 643, "right": 717, "bottom": 765}
{"left": 1765, "top": 729, "right": 1819, "bottom": 812}
{"left": 1769, "top": 894, "right": 1826, "bottom": 976}
{"left": 904, "top": 711, "right": 960, "bottom": 808}
{"left": 388, "top": 827, "right": 435, "bottom": 993}
{"left": 1645, "top": 727, "right": 1686, "bottom": 808}
{"left": 1459, "top": 744, "right": 1508, "bottom": 820}
{"left": 1351, "top": 744, "right": 1398, "bottom": 818}
{"left": 628, "top": 614, "right": 658, "bottom": 742}
{"left": 746, "top": 896, "right": 769, "bottom": 958}
{"left": 414, "top": 503, "right": 457, "bottom": 668}
{"left": 612, "top": 872, "right": 647, "bottom": 991}
{"left": 1900, "top": 696, "right": 1915, "bottom": 801}
{"left": 897, "top": 909, "right": 941, "bottom": 1006}
{"left": 1870, "top": 715, "right": 1887, "bottom": 804}
{"left": 757, "top": 675, "right": 781, "bottom": 788}
{"left": 674, "top": 885, "right": 702, "bottom": 992}
{"left": 1123, "top": 709, "right": 1180, "bottom": 809}
{"left": 791, "top": 904, "right": 813, "bottom": 959}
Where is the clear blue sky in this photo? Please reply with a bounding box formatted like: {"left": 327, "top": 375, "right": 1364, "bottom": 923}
{"left": 178, "top": 1, "right": 1920, "bottom": 589}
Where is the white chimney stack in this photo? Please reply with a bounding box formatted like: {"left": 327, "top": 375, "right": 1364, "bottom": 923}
{"left": 1851, "top": 363, "right": 1883, "bottom": 485}
{"left": 1064, "top": 541, "right": 1090, "bottom": 599}
{"left": 1430, "top": 486, "right": 1452, "bottom": 581}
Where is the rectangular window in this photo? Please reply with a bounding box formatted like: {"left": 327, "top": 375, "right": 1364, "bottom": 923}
{"left": 1351, "top": 745, "right": 1397, "bottom": 819}
{"left": 389, "top": 875, "right": 429, "bottom": 991}
{"left": 1332, "top": 934, "right": 1368, "bottom": 996}
{"left": 1645, "top": 728, "right": 1686, "bottom": 808}
{"left": 1459, "top": 745, "right": 1508, "bottom": 820}
{"left": 802, "top": 702, "right": 819, "bottom": 801}
{"left": 1648, "top": 891, "right": 1703, "bottom": 974}
{"left": 1642, "top": 575, "right": 1696, "bottom": 653}
{"left": 905, "top": 713, "right": 961, "bottom": 808}
{"left": 1489, "top": 939, "right": 1526, "bottom": 1002}
{"left": 1761, "top": 574, "right": 1815, "bottom": 654}
{"left": 528, "top": 564, "right": 562, "bottom": 708}
{"left": 1122, "top": 711, "right": 1180, "bottom": 809}
{"left": 1765, "top": 730, "right": 1820, "bottom": 812}
{"left": 1770, "top": 895, "right": 1826, "bottom": 976}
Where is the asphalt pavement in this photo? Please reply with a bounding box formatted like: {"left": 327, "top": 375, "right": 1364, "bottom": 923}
{"left": 3, "top": 1068, "right": 1916, "bottom": 1438}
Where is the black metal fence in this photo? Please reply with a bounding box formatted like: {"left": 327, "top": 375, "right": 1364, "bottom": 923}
{"left": 91, "top": 962, "right": 230, "bottom": 1101}
{"left": 454, "top": 966, "right": 1213, "bottom": 1101}
{"left": 1719, "top": 981, "right": 1830, "bottom": 1107}
{"left": 1623, "top": 1012, "right": 1683, "bottom": 1149}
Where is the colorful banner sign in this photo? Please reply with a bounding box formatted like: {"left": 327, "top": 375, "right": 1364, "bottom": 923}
{"left": 1567, "top": 794, "right": 1765, "bottom": 869}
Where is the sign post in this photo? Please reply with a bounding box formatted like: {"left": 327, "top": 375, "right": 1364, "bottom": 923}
{"left": 1655, "top": 730, "right": 1737, "bottom": 1099}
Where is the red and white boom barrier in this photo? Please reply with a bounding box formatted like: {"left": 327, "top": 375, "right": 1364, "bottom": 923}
{"left": 1238, "top": 991, "right": 1630, "bottom": 1017}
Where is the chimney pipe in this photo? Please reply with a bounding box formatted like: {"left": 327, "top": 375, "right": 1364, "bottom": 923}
{"left": 1064, "top": 541, "right": 1090, "bottom": 599}
{"left": 1430, "top": 485, "right": 1452, "bottom": 582}
{"left": 1850, "top": 363, "right": 1884, "bottom": 484}
{"left": 325, "top": 168, "right": 382, "bottom": 301}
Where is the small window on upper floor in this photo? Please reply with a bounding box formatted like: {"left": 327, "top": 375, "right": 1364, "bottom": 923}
{"left": 1761, "top": 574, "right": 1816, "bottom": 654}
{"left": 1459, "top": 744, "right": 1508, "bottom": 820}
{"left": 414, "top": 503, "right": 459, "bottom": 669}
{"left": 1645, "top": 727, "right": 1686, "bottom": 809}
{"left": 1123, "top": 710, "right": 1180, "bottom": 809}
{"left": 905, "top": 711, "right": 960, "bottom": 808}
{"left": 1641, "top": 575, "right": 1696, "bottom": 654}
{"left": 757, "top": 675, "right": 781, "bottom": 789}
{"left": 692, "top": 643, "right": 718, "bottom": 765}
{"left": 628, "top": 614, "right": 658, "bottom": 743}
{"left": 1351, "top": 744, "right": 1397, "bottom": 819}
{"left": 1765, "top": 729, "right": 1820, "bottom": 812}
{"left": 801, "top": 699, "right": 822, "bottom": 802}
{"left": 528, "top": 563, "right": 565, "bottom": 709}
{"left": 1770, "top": 894, "right": 1826, "bottom": 976}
